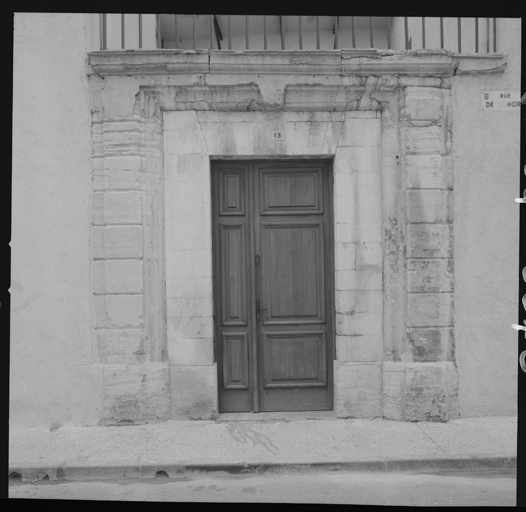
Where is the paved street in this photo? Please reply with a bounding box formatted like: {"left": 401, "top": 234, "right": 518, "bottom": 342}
{"left": 9, "top": 469, "right": 516, "bottom": 505}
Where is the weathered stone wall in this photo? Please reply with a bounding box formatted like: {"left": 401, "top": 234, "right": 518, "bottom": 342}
{"left": 381, "top": 77, "right": 458, "bottom": 422}
{"left": 90, "top": 111, "right": 169, "bottom": 424}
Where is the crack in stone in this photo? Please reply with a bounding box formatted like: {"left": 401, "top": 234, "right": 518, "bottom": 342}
{"left": 195, "top": 112, "right": 210, "bottom": 153}
{"left": 415, "top": 423, "right": 447, "bottom": 452}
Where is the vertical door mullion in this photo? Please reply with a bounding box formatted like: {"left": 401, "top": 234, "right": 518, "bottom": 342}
{"left": 249, "top": 163, "right": 261, "bottom": 413}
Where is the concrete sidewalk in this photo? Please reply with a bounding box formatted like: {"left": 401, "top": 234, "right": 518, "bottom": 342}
{"left": 9, "top": 415, "right": 517, "bottom": 482}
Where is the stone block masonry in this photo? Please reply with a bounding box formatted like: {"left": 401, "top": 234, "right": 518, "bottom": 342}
{"left": 380, "top": 81, "right": 458, "bottom": 421}
{"left": 169, "top": 365, "right": 218, "bottom": 420}
{"left": 335, "top": 361, "right": 382, "bottom": 418}
{"left": 91, "top": 114, "right": 167, "bottom": 423}
{"left": 402, "top": 84, "right": 455, "bottom": 357}
{"left": 101, "top": 363, "right": 170, "bottom": 424}
{"left": 383, "top": 362, "right": 458, "bottom": 421}
{"left": 86, "top": 50, "right": 467, "bottom": 423}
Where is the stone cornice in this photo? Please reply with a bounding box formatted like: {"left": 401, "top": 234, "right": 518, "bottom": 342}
{"left": 209, "top": 50, "right": 342, "bottom": 75}
{"left": 88, "top": 49, "right": 210, "bottom": 75}
{"left": 451, "top": 53, "right": 507, "bottom": 75}
{"left": 88, "top": 49, "right": 507, "bottom": 77}
{"left": 341, "top": 49, "right": 451, "bottom": 76}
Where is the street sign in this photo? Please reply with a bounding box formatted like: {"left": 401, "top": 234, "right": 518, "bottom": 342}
{"left": 482, "top": 90, "right": 521, "bottom": 110}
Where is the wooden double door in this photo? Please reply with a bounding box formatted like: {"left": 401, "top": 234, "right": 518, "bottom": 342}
{"left": 212, "top": 160, "right": 334, "bottom": 413}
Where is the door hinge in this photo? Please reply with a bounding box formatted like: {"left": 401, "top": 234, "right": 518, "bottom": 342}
{"left": 255, "top": 254, "right": 261, "bottom": 266}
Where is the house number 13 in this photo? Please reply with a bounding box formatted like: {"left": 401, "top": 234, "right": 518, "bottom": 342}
{"left": 270, "top": 130, "right": 285, "bottom": 141}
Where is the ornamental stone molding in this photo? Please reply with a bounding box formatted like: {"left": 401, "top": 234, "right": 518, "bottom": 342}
{"left": 88, "top": 48, "right": 506, "bottom": 77}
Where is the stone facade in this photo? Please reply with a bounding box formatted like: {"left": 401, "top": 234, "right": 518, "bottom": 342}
{"left": 84, "top": 49, "right": 500, "bottom": 423}
{"left": 12, "top": 14, "right": 519, "bottom": 428}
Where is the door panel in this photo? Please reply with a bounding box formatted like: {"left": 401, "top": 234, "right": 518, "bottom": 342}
{"left": 260, "top": 168, "right": 323, "bottom": 214}
{"left": 213, "top": 160, "right": 334, "bottom": 413}
{"left": 222, "top": 333, "right": 249, "bottom": 389}
{"left": 219, "top": 169, "right": 246, "bottom": 215}
{"left": 220, "top": 223, "right": 248, "bottom": 326}
{"left": 262, "top": 332, "right": 327, "bottom": 387}
{"left": 261, "top": 221, "right": 325, "bottom": 323}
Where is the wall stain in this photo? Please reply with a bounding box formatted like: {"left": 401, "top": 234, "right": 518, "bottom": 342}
{"left": 224, "top": 423, "right": 279, "bottom": 454}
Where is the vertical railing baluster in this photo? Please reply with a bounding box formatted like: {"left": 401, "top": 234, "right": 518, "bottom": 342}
{"left": 316, "top": 16, "right": 320, "bottom": 49}
{"left": 351, "top": 16, "right": 356, "bottom": 48}
{"left": 404, "top": 16, "right": 409, "bottom": 50}
{"left": 493, "top": 18, "right": 497, "bottom": 52}
{"left": 192, "top": 15, "right": 196, "bottom": 49}
{"left": 486, "top": 18, "right": 489, "bottom": 53}
{"left": 138, "top": 13, "right": 142, "bottom": 49}
{"left": 369, "top": 16, "right": 373, "bottom": 48}
{"left": 475, "top": 17, "right": 478, "bottom": 52}
{"left": 387, "top": 16, "right": 391, "bottom": 50}
{"left": 100, "top": 13, "right": 105, "bottom": 50}
{"left": 121, "top": 13, "right": 125, "bottom": 49}
{"left": 246, "top": 15, "right": 249, "bottom": 49}
{"left": 457, "top": 18, "right": 462, "bottom": 53}
{"left": 334, "top": 16, "right": 338, "bottom": 49}
{"left": 299, "top": 15, "right": 302, "bottom": 50}
{"left": 210, "top": 14, "right": 213, "bottom": 49}
{"left": 440, "top": 17, "right": 444, "bottom": 49}
{"left": 228, "top": 15, "right": 231, "bottom": 49}
{"left": 263, "top": 15, "right": 267, "bottom": 50}
{"left": 422, "top": 17, "right": 425, "bottom": 49}
{"left": 174, "top": 14, "right": 178, "bottom": 49}
{"left": 280, "top": 16, "right": 285, "bottom": 50}
{"left": 157, "top": 14, "right": 161, "bottom": 49}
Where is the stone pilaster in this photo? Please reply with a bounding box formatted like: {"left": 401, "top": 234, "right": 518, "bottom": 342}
{"left": 91, "top": 113, "right": 168, "bottom": 423}
{"left": 382, "top": 82, "right": 458, "bottom": 421}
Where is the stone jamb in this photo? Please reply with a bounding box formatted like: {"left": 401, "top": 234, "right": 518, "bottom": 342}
{"left": 162, "top": 105, "right": 384, "bottom": 419}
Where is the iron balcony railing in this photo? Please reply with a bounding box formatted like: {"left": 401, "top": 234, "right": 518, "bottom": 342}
{"left": 97, "top": 15, "right": 498, "bottom": 54}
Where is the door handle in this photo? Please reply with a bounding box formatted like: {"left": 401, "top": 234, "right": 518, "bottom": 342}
{"left": 256, "top": 299, "right": 267, "bottom": 318}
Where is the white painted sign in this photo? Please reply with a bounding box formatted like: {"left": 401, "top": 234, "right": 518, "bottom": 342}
{"left": 482, "top": 90, "right": 521, "bottom": 110}
{"left": 269, "top": 130, "right": 286, "bottom": 141}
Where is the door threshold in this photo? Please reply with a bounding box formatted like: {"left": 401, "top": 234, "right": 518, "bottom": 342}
{"left": 216, "top": 411, "right": 337, "bottom": 421}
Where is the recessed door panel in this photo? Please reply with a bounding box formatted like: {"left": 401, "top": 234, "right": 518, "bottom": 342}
{"left": 222, "top": 333, "right": 249, "bottom": 389}
{"left": 263, "top": 332, "right": 327, "bottom": 388}
{"left": 261, "top": 221, "right": 325, "bottom": 324}
{"left": 219, "top": 169, "right": 246, "bottom": 216}
{"left": 220, "top": 223, "right": 248, "bottom": 326}
{"left": 260, "top": 169, "right": 323, "bottom": 214}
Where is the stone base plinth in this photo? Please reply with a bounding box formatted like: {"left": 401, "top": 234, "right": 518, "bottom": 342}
{"left": 383, "top": 361, "right": 459, "bottom": 422}
{"left": 169, "top": 364, "right": 218, "bottom": 420}
{"left": 100, "top": 362, "right": 170, "bottom": 424}
{"left": 334, "top": 361, "right": 382, "bottom": 419}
